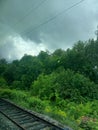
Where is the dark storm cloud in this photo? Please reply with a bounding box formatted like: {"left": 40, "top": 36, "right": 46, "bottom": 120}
{"left": 0, "top": 0, "right": 98, "bottom": 60}
{"left": 39, "top": 0, "right": 98, "bottom": 49}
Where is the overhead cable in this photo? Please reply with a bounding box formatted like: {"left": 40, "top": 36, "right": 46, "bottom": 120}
{"left": 13, "top": 0, "right": 47, "bottom": 27}
{"left": 21, "top": 0, "right": 85, "bottom": 36}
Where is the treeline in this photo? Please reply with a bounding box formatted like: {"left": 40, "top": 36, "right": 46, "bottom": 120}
{"left": 0, "top": 39, "right": 98, "bottom": 102}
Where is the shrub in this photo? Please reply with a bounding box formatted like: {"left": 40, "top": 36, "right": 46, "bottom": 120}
{"left": 31, "top": 69, "right": 98, "bottom": 102}
{"left": 27, "top": 97, "right": 47, "bottom": 112}
{"left": 0, "top": 88, "right": 28, "bottom": 101}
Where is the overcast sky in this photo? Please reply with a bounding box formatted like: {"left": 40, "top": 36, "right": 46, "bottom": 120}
{"left": 0, "top": 0, "right": 98, "bottom": 61}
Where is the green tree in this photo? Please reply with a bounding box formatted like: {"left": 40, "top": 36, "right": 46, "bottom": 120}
{"left": 0, "top": 77, "right": 7, "bottom": 88}
{"left": 0, "top": 58, "right": 7, "bottom": 75}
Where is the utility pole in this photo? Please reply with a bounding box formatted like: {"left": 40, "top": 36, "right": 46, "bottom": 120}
{"left": 95, "top": 25, "right": 98, "bottom": 40}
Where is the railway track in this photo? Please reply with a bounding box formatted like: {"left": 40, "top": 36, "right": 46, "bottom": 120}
{"left": 0, "top": 98, "right": 72, "bottom": 130}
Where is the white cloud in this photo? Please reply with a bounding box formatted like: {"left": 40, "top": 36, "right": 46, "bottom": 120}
{"left": 0, "top": 35, "right": 47, "bottom": 61}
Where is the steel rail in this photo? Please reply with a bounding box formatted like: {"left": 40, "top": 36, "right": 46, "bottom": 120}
{"left": 0, "top": 110, "right": 26, "bottom": 130}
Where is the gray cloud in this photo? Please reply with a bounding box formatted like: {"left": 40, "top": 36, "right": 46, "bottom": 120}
{"left": 0, "top": 0, "right": 98, "bottom": 60}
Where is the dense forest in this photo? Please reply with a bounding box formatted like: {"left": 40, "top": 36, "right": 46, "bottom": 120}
{"left": 0, "top": 39, "right": 98, "bottom": 129}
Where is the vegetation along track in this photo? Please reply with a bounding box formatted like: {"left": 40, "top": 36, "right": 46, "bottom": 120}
{"left": 0, "top": 98, "right": 72, "bottom": 130}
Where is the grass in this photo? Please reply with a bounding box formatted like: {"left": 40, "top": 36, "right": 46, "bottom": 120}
{"left": 0, "top": 88, "right": 98, "bottom": 130}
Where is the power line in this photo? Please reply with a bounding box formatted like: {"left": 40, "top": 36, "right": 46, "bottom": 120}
{"left": 21, "top": 0, "right": 85, "bottom": 36}
{"left": 13, "top": 0, "right": 47, "bottom": 27}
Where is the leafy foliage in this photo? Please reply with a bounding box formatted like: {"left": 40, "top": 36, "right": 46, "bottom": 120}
{"left": 0, "top": 39, "right": 98, "bottom": 129}
{"left": 31, "top": 69, "right": 98, "bottom": 102}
